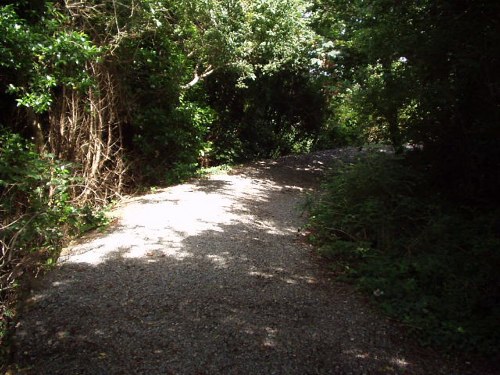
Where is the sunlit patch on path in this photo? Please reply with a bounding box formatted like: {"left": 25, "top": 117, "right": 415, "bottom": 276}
{"left": 61, "top": 174, "right": 298, "bottom": 266}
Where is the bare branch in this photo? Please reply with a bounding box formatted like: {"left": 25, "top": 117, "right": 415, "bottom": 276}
{"left": 181, "top": 65, "right": 215, "bottom": 89}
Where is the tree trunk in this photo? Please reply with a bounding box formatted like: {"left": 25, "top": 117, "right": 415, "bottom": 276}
{"left": 26, "top": 108, "right": 45, "bottom": 153}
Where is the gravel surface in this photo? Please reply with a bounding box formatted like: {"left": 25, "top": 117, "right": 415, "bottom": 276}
{"left": 11, "top": 148, "right": 479, "bottom": 374}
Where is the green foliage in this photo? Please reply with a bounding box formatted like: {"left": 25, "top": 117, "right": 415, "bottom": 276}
{"left": 308, "top": 152, "right": 500, "bottom": 355}
{"left": 175, "top": 0, "right": 316, "bottom": 83}
{"left": 0, "top": 130, "right": 110, "bottom": 363}
{"left": 131, "top": 96, "right": 216, "bottom": 185}
{"left": 0, "top": 3, "right": 101, "bottom": 113}
{"left": 312, "top": 0, "right": 500, "bottom": 174}
{"left": 309, "top": 5, "right": 500, "bottom": 352}
{"left": 206, "top": 67, "right": 324, "bottom": 162}
{"left": 324, "top": 60, "right": 416, "bottom": 149}
{"left": 0, "top": 131, "right": 108, "bottom": 252}
{"left": 102, "top": 0, "right": 319, "bottom": 182}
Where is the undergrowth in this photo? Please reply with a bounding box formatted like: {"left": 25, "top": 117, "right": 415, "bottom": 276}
{"left": 307, "top": 151, "right": 500, "bottom": 356}
{"left": 0, "top": 131, "right": 109, "bottom": 366}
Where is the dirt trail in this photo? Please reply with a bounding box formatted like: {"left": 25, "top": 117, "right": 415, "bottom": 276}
{"left": 12, "top": 150, "right": 467, "bottom": 374}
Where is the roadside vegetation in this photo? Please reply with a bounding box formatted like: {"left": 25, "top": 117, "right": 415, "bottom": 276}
{"left": 1, "top": 0, "right": 498, "bottom": 365}
{"left": 307, "top": 151, "right": 499, "bottom": 355}
{"left": 307, "top": 0, "right": 499, "bottom": 357}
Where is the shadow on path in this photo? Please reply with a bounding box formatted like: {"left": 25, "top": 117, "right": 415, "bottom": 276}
{"left": 12, "top": 151, "right": 460, "bottom": 374}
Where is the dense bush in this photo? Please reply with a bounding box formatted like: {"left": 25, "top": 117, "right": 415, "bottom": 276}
{"left": 307, "top": 152, "right": 500, "bottom": 355}
{"left": 130, "top": 98, "right": 216, "bottom": 185}
{"left": 0, "top": 131, "right": 107, "bottom": 356}
{"left": 205, "top": 68, "right": 325, "bottom": 163}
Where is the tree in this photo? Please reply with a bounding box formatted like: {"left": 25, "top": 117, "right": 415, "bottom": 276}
{"left": 307, "top": 0, "right": 500, "bottom": 354}
{"left": 36, "top": 0, "right": 319, "bottom": 183}
{"left": 0, "top": 3, "right": 100, "bottom": 148}
{"left": 312, "top": 0, "right": 500, "bottom": 199}
{"left": 205, "top": 66, "right": 325, "bottom": 161}
{"left": 137, "top": 0, "right": 317, "bottom": 88}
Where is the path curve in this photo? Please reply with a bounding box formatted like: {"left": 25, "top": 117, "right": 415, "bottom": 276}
{"left": 13, "top": 149, "right": 466, "bottom": 374}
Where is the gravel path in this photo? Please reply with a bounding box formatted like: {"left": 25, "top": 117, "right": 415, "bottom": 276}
{"left": 12, "top": 149, "right": 473, "bottom": 374}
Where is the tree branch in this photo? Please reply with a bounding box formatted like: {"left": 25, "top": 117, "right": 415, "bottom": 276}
{"left": 180, "top": 65, "right": 215, "bottom": 89}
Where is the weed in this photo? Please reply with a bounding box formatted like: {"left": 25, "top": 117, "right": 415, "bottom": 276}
{"left": 308, "top": 151, "right": 500, "bottom": 355}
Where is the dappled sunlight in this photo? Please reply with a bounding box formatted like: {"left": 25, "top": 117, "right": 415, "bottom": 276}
{"left": 262, "top": 327, "right": 278, "bottom": 348}
{"left": 340, "top": 348, "right": 411, "bottom": 372}
{"left": 206, "top": 253, "right": 229, "bottom": 269}
{"left": 25, "top": 278, "right": 77, "bottom": 306}
{"left": 253, "top": 159, "right": 327, "bottom": 174}
{"left": 249, "top": 270, "right": 274, "bottom": 279}
{"left": 61, "top": 172, "right": 299, "bottom": 266}
{"left": 391, "top": 356, "right": 410, "bottom": 367}
{"left": 248, "top": 267, "right": 317, "bottom": 285}
{"left": 14, "top": 154, "right": 447, "bottom": 374}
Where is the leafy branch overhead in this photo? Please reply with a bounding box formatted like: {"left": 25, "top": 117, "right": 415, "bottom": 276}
{"left": 0, "top": 4, "right": 101, "bottom": 112}
{"left": 147, "top": 0, "right": 317, "bottom": 87}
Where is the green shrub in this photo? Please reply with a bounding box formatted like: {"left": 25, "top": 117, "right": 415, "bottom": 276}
{"left": 0, "top": 130, "right": 108, "bottom": 359}
{"left": 0, "top": 131, "right": 107, "bottom": 252}
{"left": 308, "top": 152, "right": 500, "bottom": 355}
{"left": 131, "top": 98, "right": 216, "bottom": 185}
